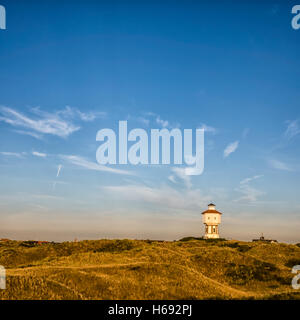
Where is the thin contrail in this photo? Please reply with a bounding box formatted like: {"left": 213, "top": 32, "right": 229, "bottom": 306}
{"left": 53, "top": 164, "right": 62, "bottom": 191}
{"left": 56, "top": 164, "right": 62, "bottom": 177}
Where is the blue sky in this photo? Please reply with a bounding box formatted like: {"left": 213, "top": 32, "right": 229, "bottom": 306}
{"left": 0, "top": 0, "right": 300, "bottom": 242}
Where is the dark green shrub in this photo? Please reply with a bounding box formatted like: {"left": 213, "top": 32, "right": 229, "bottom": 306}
{"left": 225, "top": 261, "right": 288, "bottom": 284}
{"left": 20, "top": 241, "right": 39, "bottom": 248}
{"left": 285, "top": 258, "right": 300, "bottom": 268}
{"left": 179, "top": 237, "right": 203, "bottom": 242}
{"left": 221, "top": 242, "right": 251, "bottom": 252}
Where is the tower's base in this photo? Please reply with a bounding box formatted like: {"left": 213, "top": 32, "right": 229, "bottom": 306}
{"left": 204, "top": 234, "right": 220, "bottom": 239}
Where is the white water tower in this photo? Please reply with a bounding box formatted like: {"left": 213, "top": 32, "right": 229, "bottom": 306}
{"left": 202, "top": 203, "right": 222, "bottom": 239}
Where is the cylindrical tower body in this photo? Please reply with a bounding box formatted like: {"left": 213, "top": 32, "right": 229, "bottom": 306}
{"left": 201, "top": 203, "right": 222, "bottom": 239}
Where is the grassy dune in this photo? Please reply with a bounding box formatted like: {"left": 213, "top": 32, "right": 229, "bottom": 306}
{"left": 0, "top": 238, "right": 300, "bottom": 300}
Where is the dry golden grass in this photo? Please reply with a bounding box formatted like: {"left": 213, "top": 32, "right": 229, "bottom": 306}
{"left": 0, "top": 238, "right": 300, "bottom": 300}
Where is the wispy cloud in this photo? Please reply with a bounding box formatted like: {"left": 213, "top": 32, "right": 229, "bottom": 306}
{"left": 102, "top": 184, "right": 211, "bottom": 212}
{"left": 144, "top": 112, "right": 179, "bottom": 129}
{"left": 171, "top": 167, "right": 192, "bottom": 188}
{"left": 32, "top": 151, "right": 47, "bottom": 158}
{"left": 13, "top": 130, "right": 43, "bottom": 140}
{"left": 30, "top": 193, "right": 63, "bottom": 200}
{"left": 168, "top": 175, "right": 176, "bottom": 184}
{"left": 224, "top": 141, "right": 239, "bottom": 158}
{"left": 268, "top": 159, "right": 292, "bottom": 171}
{"left": 0, "top": 106, "right": 80, "bottom": 138}
{"left": 57, "top": 106, "right": 106, "bottom": 122}
{"left": 60, "top": 155, "right": 133, "bottom": 175}
{"left": 30, "top": 204, "right": 49, "bottom": 211}
{"left": 284, "top": 120, "right": 300, "bottom": 140}
{"left": 235, "top": 174, "right": 264, "bottom": 203}
{"left": 198, "top": 124, "right": 217, "bottom": 135}
{"left": 137, "top": 117, "right": 150, "bottom": 126}
{"left": 240, "top": 175, "right": 263, "bottom": 185}
{"left": 0, "top": 151, "right": 23, "bottom": 158}
{"left": 125, "top": 114, "right": 150, "bottom": 126}
{"left": 235, "top": 184, "right": 265, "bottom": 202}
{"left": 155, "top": 115, "right": 169, "bottom": 128}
